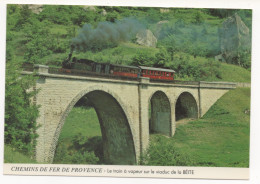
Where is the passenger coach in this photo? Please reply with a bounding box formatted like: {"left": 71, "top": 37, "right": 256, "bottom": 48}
{"left": 139, "top": 66, "right": 175, "bottom": 80}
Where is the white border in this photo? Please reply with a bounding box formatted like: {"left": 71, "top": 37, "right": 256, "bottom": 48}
{"left": 1, "top": 0, "right": 260, "bottom": 184}
{"left": 2, "top": 164, "right": 249, "bottom": 180}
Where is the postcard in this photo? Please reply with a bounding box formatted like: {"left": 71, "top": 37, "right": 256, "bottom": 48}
{"left": 1, "top": 0, "right": 259, "bottom": 183}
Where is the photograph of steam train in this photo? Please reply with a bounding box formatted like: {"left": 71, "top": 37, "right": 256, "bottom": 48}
{"left": 4, "top": 3, "right": 251, "bottom": 172}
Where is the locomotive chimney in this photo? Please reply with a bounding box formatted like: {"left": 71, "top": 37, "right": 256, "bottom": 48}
{"left": 67, "top": 44, "right": 75, "bottom": 61}
{"left": 63, "top": 44, "right": 75, "bottom": 68}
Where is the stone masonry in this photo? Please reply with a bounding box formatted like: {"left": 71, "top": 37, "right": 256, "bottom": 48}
{"left": 24, "top": 65, "right": 236, "bottom": 164}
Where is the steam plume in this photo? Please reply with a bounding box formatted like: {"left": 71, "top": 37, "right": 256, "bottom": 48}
{"left": 71, "top": 18, "right": 145, "bottom": 52}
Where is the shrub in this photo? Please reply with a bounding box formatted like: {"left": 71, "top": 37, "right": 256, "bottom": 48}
{"left": 71, "top": 151, "right": 99, "bottom": 164}
{"left": 54, "top": 134, "right": 102, "bottom": 164}
{"left": 131, "top": 52, "right": 155, "bottom": 66}
{"left": 141, "top": 135, "right": 194, "bottom": 166}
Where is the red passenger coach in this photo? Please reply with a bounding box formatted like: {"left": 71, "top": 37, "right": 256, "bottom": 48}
{"left": 139, "top": 66, "right": 175, "bottom": 80}
{"left": 110, "top": 64, "right": 140, "bottom": 78}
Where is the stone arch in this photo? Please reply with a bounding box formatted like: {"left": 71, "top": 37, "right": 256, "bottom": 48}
{"left": 175, "top": 92, "right": 198, "bottom": 121}
{"left": 149, "top": 91, "right": 172, "bottom": 136}
{"left": 49, "top": 86, "right": 136, "bottom": 165}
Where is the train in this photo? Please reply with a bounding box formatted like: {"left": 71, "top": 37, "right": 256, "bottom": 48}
{"left": 62, "top": 53, "right": 175, "bottom": 81}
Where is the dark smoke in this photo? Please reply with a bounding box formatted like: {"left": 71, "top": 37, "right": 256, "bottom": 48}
{"left": 71, "top": 18, "right": 145, "bottom": 52}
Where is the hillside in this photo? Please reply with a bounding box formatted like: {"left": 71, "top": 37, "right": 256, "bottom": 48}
{"left": 6, "top": 5, "right": 252, "bottom": 82}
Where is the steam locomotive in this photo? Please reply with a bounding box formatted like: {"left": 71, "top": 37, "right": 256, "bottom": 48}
{"left": 62, "top": 52, "right": 175, "bottom": 81}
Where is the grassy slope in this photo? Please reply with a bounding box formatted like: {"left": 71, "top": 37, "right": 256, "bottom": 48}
{"left": 71, "top": 42, "right": 159, "bottom": 65}
{"left": 58, "top": 107, "right": 101, "bottom": 142}
{"left": 67, "top": 44, "right": 252, "bottom": 83}
{"left": 4, "top": 145, "right": 36, "bottom": 163}
{"left": 212, "top": 63, "right": 251, "bottom": 82}
{"left": 170, "top": 87, "right": 250, "bottom": 167}
{"left": 53, "top": 107, "right": 101, "bottom": 164}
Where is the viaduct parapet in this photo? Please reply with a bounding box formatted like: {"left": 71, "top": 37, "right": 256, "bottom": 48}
{"left": 23, "top": 65, "right": 236, "bottom": 164}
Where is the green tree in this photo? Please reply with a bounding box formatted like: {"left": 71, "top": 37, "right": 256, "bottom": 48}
{"left": 6, "top": 4, "right": 20, "bottom": 31}
{"left": 237, "top": 49, "right": 251, "bottom": 69}
{"left": 5, "top": 61, "right": 39, "bottom": 155}
{"left": 131, "top": 52, "right": 155, "bottom": 66}
{"left": 106, "top": 11, "right": 120, "bottom": 22}
{"left": 154, "top": 47, "right": 170, "bottom": 67}
{"left": 23, "top": 20, "right": 67, "bottom": 63}
{"left": 193, "top": 11, "right": 205, "bottom": 24}
{"left": 14, "top": 5, "right": 36, "bottom": 30}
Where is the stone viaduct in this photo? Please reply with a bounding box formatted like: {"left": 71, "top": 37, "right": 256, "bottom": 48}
{"left": 24, "top": 65, "right": 236, "bottom": 165}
